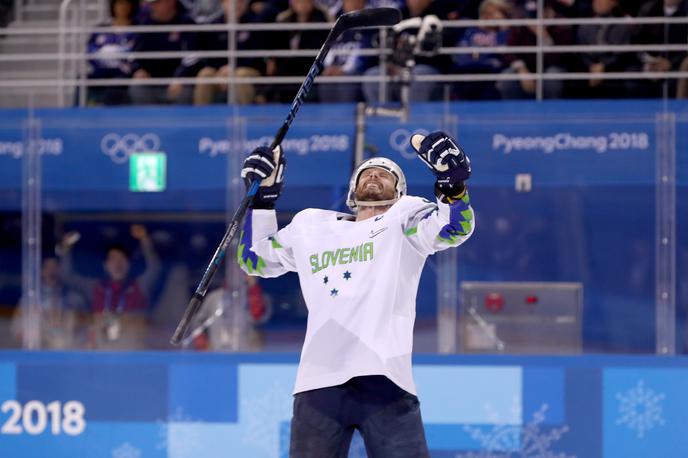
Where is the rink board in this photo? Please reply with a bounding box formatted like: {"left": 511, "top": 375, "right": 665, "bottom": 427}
{"left": 1, "top": 351, "right": 687, "bottom": 457}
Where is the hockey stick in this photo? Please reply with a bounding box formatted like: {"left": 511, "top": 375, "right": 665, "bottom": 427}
{"left": 171, "top": 7, "right": 401, "bottom": 345}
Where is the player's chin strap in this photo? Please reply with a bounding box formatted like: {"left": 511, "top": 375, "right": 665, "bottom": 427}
{"left": 355, "top": 198, "right": 398, "bottom": 208}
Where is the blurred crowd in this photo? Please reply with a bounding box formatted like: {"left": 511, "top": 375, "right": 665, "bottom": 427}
{"left": 10, "top": 224, "right": 273, "bottom": 351}
{"left": 76, "top": 0, "right": 688, "bottom": 105}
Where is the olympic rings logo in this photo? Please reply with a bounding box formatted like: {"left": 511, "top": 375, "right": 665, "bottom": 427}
{"left": 389, "top": 128, "right": 429, "bottom": 159}
{"left": 100, "top": 133, "right": 161, "bottom": 164}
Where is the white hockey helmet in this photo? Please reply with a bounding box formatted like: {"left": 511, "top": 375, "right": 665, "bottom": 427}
{"left": 346, "top": 157, "right": 407, "bottom": 211}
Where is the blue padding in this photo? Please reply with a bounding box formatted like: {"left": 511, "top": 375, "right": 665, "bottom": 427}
{"left": 0, "top": 352, "right": 688, "bottom": 457}
{"left": 425, "top": 424, "right": 483, "bottom": 450}
{"left": 603, "top": 368, "right": 688, "bottom": 458}
{"left": 523, "top": 368, "right": 564, "bottom": 424}
{"left": 558, "top": 367, "right": 603, "bottom": 457}
{"left": 16, "top": 362, "right": 168, "bottom": 422}
{"left": 169, "top": 363, "right": 238, "bottom": 423}
{"left": 0, "top": 421, "right": 166, "bottom": 458}
{"left": 0, "top": 362, "right": 16, "bottom": 400}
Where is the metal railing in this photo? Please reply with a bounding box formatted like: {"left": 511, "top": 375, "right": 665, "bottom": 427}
{"left": 0, "top": 4, "right": 686, "bottom": 106}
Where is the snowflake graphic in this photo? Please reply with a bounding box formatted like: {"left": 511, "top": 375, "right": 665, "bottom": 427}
{"left": 156, "top": 406, "right": 203, "bottom": 457}
{"left": 112, "top": 442, "right": 141, "bottom": 458}
{"left": 242, "top": 380, "right": 293, "bottom": 456}
{"left": 456, "top": 404, "right": 574, "bottom": 458}
{"left": 615, "top": 379, "right": 665, "bottom": 438}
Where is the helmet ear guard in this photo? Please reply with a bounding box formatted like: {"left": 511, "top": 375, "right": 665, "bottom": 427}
{"left": 346, "top": 157, "right": 407, "bottom": 211}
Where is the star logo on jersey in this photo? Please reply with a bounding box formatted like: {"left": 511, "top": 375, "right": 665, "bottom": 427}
{"left": 343, "top": 271, "right": 352, "bottom": 280}
{"left": 330, "top": 288, "right": 338, "bottom": 297}
{"left": 369, "top": 227, "right": 388, "bottom": 238}
{"left": 323, "top": 276, "right": 329, "bottom": 284}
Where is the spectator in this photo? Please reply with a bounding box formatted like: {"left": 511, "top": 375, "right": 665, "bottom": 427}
{"left": 462, "top": 0, "right": 593, "bottom": 20}
{"left": 451, "top": 0, "right": 512, "bottom": 100}
{"left": 454, "top": 0, "right": 485, "bottom": 19}
{"left": 497, "top": 1, "right": 575, "bottom": 99}
{"left": 317, "top": 0, "right": 344, "bottom": 16}
{"left": 130, "top": 0, "right": 198, "bottom": 105}
{"left": 547, "top": 0, "right": 593, "bottom": 18}
{"left": 575, "top": 0, "right": 634, "bottom": 98}
{"left": 449, "top": 0, "right": 490, "bottom": 19}
{"left": 262, "top": 0, "right": 332, "bottom": 103}
{"left": 621, "top": 0, "right": 649, "bottom": 16}
{"left": 193, "top": 0, "right": 267, "bottom": 105}
{"left": 180, "top": 0, "right": 223, "bottom": 24}
{"left": 316, "top": 0, "right": 407, "bottom": 14}
{"left": 629, "top": 0, "right": 688, "bottom": 98}
{"left": 0, "top": 0, "right": 13, "bottom": 28}
{"left": 678, "top": 55, "right": 688, "bottom": 97}
{"left": 60, "top": 225, "right": 161, "bottom": 350}
{"left": 12, "top": 256, "right": 86, "bottom": 350}
{"left": 318, "top": 0, "right": 376, "bottom": 103}
{"left": 254, "top": 0, "right": 289, "bottom": 21}
{"left": 363, "top": 0, "right": 450, "bottom": 104}
{"left": 86, "top": 0, "right": 139, "bottom": 105}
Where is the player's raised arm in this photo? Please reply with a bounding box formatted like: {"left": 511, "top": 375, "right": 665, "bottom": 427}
{"left": 237, "top": 145, "right": 297, "bottom": 277}
{"left": 402, "top": 131, "right": 475, "bottom": 256}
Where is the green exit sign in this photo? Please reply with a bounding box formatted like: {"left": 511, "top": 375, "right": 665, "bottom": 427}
{"left": 129, "top": 152, "right": 166, "bottom": 192}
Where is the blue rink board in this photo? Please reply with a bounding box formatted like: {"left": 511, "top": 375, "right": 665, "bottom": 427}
{"left": 1, "top": 352, "right": 687, "bottom": 458}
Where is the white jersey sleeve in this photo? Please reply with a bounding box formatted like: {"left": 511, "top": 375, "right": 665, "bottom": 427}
{"left": 237, "top": 208, "right": 299, "bottom": 277}
{"left": 398, "top": 192, "right": 475, "bottom": 257}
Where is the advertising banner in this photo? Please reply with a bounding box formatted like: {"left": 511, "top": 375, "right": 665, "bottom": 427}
{"left": 0, "top": 100, "right": 684, "bottom": 211}
{"left": 1, "top": 352, "right": 687, "bottom": 457}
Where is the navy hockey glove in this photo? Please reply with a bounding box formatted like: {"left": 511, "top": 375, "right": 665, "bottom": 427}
{"left": 241, "top": 145, "right": 285, "bottom": 209}
{"left": 411, "top": 131, "right": 471, "bottom": 199}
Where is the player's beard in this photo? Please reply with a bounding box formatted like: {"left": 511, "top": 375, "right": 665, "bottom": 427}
{"left": 355, "top": 180, "right": 395, "bottom": 202}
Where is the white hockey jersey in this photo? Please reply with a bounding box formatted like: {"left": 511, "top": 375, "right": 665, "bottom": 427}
{"left": 238, "top": 194, "right": 475, "bottom": 395}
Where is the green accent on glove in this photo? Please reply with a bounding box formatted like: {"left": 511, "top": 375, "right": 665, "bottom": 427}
{"left": 437, "top": 226, "right": 471, "bottom": 244}
{"left": 437, "top": 234, "right": 460, "bottom": 244}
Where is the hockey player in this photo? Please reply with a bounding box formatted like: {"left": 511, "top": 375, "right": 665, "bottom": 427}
{"left": 238, "top": 131, "right": 474, "bottom": 457}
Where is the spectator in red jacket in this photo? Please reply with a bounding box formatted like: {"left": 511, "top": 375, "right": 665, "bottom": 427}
{"left": 60, "top": 225, "right": 161, "bottom": 349}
